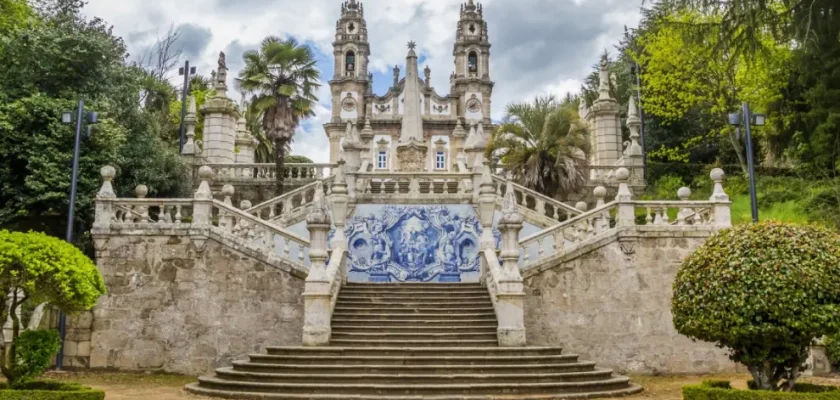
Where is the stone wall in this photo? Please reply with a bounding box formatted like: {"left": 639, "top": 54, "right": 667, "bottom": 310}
{"left": 523, "top": 229, "right": 739, "bottom": 374}
{"left": 79, "top": 234, "right": 306, "bottom": 376}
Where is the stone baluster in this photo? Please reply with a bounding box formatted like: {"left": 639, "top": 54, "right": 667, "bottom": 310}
{"left": 93, "top": 166, "right": 117, "bottom": 235}
{"left": 408, "top": 176, "right": 421, "bottom": 197}
{"left": 615, "top": 168, "right": 635, "bottom": 227}
{"left": 575, "top": 202, "right": 589, "bottom": 238}
{"left": 302, "top": 181, "right": 333, "bottom": 346}
{"left": 709, "top": 168, "right": 732, "bottom": 228}
{"left": 593, "top": 186, "right": 609, "bottom": 232}
{"left": 535, "top": 199, "right": 546, "bottom": 217}
{"left": 477, "top": 162, "right": 497, "bottom": 252}
{"left": 677, "top": 187, "right": 692, "bottom": 225}
{"left": 220, "top": 185, "right": 235, "bottom": 231}
{"left": 496, "top": 180, "right": 526, "bottom": 347}
{"left": 193, "top": 166, "right": 214, "bottom": 228}
{"left": 135, "top": 185, "right": 149, "bottom": 222}
{"left": 330, "top": 162, "right": 350, "bottom": 250}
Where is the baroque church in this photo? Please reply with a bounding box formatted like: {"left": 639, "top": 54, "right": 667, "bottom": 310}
{"left": 325, "top": 0, "right": 493, "bottom": 173}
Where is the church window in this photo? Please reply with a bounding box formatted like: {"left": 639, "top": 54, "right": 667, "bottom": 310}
{"left": 436, "top": 151, "right": 446, "bottom": 170}
{"left": 468, "top": 52, "right": 478, "bottom": 74}
{"left": 469, "top": 24, "right": 476, "bottom": 34}
{"left": 345, "top": 51, "right": 356, "bottom": 76}
{"left": 348, "top": 23, "right": 356, "bottom": 33}
{"left": 377, "top": 151, "right": 388, "bottom": 169}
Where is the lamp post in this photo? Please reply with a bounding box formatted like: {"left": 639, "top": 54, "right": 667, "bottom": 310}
{"left": 179, "top": 61, "right": 197, "bottom": 153}
{"left": 58, "top": 101, "right": 99, "bottom": 370}
{"left": 728, "top": 103, "right": 766, "bottom": 223}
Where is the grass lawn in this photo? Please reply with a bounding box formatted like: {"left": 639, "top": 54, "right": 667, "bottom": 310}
{"left": 39, "top": 371, "right": 840, "bottom": 400}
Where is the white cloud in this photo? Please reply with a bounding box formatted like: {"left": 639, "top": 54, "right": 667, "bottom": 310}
{"left": 83, "top": 0, "right": 642, "bottom": 162}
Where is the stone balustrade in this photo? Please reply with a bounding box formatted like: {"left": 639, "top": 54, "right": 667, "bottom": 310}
{"left": 353, "top": 172, "right": 474, "bottom": 201}
{"left": 197, "top": 163, "right": 335, "bottom": 184}
{"left": 519, "top": 168, "right": 731, "bottom": 269}
{"left": 244, "top": 177, "right": 334, "bottom": 223}
{"left": 213, "top": 200, "right": 310, "bottom": 266}
{"left": 491, "top": 176, "right": 583, "bottom": 222}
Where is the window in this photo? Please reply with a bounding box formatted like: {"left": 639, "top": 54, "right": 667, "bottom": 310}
{"left": 345, "top": 51, "right": 356, "bottom": 76}
{"left": 436, "top": 151, "right": 446, "bottom": 170}
{"left": 377, "top": 151, "right": 388, "bottom": 169}
{"left": 468, "top": 52, "right": 478, "bottom": 74}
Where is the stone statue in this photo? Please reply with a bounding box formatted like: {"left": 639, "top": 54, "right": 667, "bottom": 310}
{"left": 218, "top": 51, "right": 227, "bottom": 70}
{"left": 424, "top": 65, "right": 431, "bottom": 87}
{"left": 393, "top": 65, "right": 400, "bottom": 87}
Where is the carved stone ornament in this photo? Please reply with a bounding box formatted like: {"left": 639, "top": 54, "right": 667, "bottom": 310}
{"left": 433, "top": 104, "right": 450, "bottom": 113}
{"left": 341, "top": 93, "right": 357, "bottom": 112}
{"left": 466, "top": 94, "right": 482, "bottom": 113}
{"left": 619, "top": 240, "right": 636, "bottom": 255}
{"left": 376, "top": 104, "right": 392, "bottom": 113}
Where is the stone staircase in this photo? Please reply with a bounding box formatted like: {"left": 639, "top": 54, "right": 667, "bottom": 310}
{"left": 186, "top": 283, "right": 642, "bottom": 399}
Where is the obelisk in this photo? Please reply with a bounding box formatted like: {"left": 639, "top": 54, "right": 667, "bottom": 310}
{"left": 396, "top": 41, "right": 428, "bottom": 172}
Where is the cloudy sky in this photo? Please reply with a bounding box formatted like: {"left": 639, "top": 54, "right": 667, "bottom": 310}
{"left": 83, "top": 0, "right": 643, "bottom": 163}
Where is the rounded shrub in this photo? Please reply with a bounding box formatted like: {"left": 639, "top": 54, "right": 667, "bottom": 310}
{"left": 10, "top": 330, "right": 61, "bottom": 387}
{"left": 672, "top": 222, "right": 840, "bottom": 391}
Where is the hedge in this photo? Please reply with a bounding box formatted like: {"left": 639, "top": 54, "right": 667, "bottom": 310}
{"left": 684, "top": 381, "right": 840, "bottom": 400}
{"left": 0, "top": 381, "right": 104, "bottom": 400}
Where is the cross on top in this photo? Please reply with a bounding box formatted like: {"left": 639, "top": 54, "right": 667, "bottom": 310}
{"left": 408, "top": 41, "right": 417, "bottom": 50}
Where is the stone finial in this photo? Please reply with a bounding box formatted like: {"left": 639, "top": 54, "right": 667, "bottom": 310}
{"left": 393, "top": 65, "right": 400, "bottom": 87}
{"left": 594, "top": 186, "right": 607, "bottom": 208}
{"left": 625, "top": 95, "right": 643, "bottom": 157}
{"left": 183, "top": 96, "right": 199, "bottom": 156}
{"left": 597, "top": 53, "right": 612, "bottom": 102}
{"left": 222, "top": 184, "right": 235, "bottom": 205}
{"left": 360, "top": 118, "right": 374, "bottom": 139}
{"left": 479, "top": 160, "right": 495, "bottom": 195}
{"left": 678, "top": 187, "right": 692, "bottom": 201}
{"left": 195, "top": 166, "right": 214, "bottom": 200}
{"left": 615, "top": 167, "right": 632, "bottom": 202}
{"left": 575, "top": 201, "right": 588, "bottom": 212}
{"left": 332, "top": 159, "right": 349, "bottom": 195}
{"left": 453, "top": 118, "right": 467, "bottom": 138}
{"left": 135, "top": 185, "right": 148, "bottom": 199}
{"left": 424, "top": 65, "right": 431, "bottom": 88}
{"left": 306, "top": 181, "right": 331, "bottom": 226}
{"left": 239, "top": 200, "right": 252, "bottom": 210}
{"left": 500, "top": 180, "right": 523, "bottom": 225}
{"left": 709, "top": 168, "right": 729, "bottom": 202}
{"left": 97, "top": 166, "right": 116, "bottom": 199}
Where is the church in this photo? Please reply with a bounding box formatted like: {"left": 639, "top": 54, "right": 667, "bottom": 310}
{"left": 325, "top": 0, "right": 494, "bottom": 173}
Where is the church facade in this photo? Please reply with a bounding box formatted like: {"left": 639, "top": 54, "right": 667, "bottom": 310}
{"left": 325, "top": 0, "right": 494, "bottom": 173}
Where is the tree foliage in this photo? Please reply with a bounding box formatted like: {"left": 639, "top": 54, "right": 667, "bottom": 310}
{"left": 9, "top": 330, "right": 61, "bottom": 387}
{"left": 236, "top": 36, "right": 321, "bottom": 195}
{"left": 0, "top": 230, "right": 106, "bottom": 385}
{"left": 487, "top": 95, "right": 589, "bottom": 198}
{"left": 672, "top": 222, "right": 840, "bottom": 391}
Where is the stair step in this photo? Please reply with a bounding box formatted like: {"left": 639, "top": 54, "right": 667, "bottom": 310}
{"left": 230, "top": 361, "right": 599, "bottom": 375}
{"left": 331, "top": 319, "right": 497, "bottom": 327}
{"left": 339, "top": 290, "right": 490, "bottom": 296}
{"left": 336, "top": 301, "right": 493, "bottom": 309}
{"left": 330, "top": 339, "right": 499, "bottom": 347}
{"left": 330, "top": 332, "right": 498, "bottom": 341}
{"left": 194, "top": 376, "right": 634, "bottom": 396}
{"left": 264, "top": 347, "right": 566, "bottom": 357}
{"left": 330, "top": 313, "right": 497, "bottom": 321}
{"left": 251, "top": 354, "right": 579, "bottom": 366}
{"left": 345, "top": 283, "right": 485, "bottom": 289}
{"left": 331, "top": 325, "right": 498, "bottom": 333}
{"left": 214, "top": 367, "right": 616, "bottom": 384}
{"left": 334, "top": 306, "right": 495, "bottom": 314}
{"left": 338, "top": 296, "right": 492, "bottom": 303}
{"left": 186, "top": 383, "right": 644, "bottom": 400}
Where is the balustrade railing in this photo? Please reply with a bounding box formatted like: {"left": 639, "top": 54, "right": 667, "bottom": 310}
{"left": 112, "top": 199, "right": 195, "bottom": 225}
{"left": 354, "top": 172, "right": 473, "bottom": 197}
{"left": 213, "top": 200, "right": 310, "bottom": 266}
{"left": 198, "top": 163, "right": 334, "bottom": 184}
{"left": 491, "top": 176, "right": 582, "bottom": 222}
{"left": 245, "top": 177, "right": 334, "bottom": 222}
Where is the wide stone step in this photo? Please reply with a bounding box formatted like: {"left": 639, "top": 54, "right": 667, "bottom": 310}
{"left": 230, "top": 361, "right": 599, "bottom": 375}
{"left": 331, "top": 325, "right": 498, "bottom": 334}
{"left": 336, "top": 301, "right": 493, "bottom": 309}
{"left": 330, "top": 318, "right": 498, "bottom": 327}
{"left": 251, "top": 354, "right": 580, "bottom": 366}
{"left": 330, "top": 312, "right": 497, "bottom": 321}
{"left": 338, "top": 290, "right": 490, "bottom": 297}
{"left": 330, "top": 339, "right": 499, "bottom": 347}
{"left": 263, "top": 347, "right": 566, "bottom": 357}
{"left": 330, "top": 332, "right": 498, "bottom": 341}
{"left": 334, "top": 306, "right": 496, "bottom": 314}
{"left": 338, "top": 295, "right": 492, "bottom": 303}
{"left": 345, "top": 283, "right": 485, "bottom": 289}
{"left": 185, "top": 383, "right": 644, "bottom": 400}
{"left": 193, "top": 376, "right": 634, "bottom": 396}
{"left": 214, "top": 367, "right": 616, "bottom": 384}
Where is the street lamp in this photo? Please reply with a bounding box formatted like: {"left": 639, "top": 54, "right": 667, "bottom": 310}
{"left": 179, "top": 61, "right": 197, "bottom": 153}
{"left": 728, "top": 102, "right": 766, "bottom": 223}
{"left": 58, "top": 100, "right": 99, "bottom": 370}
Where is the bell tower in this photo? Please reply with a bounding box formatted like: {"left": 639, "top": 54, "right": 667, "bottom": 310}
{"left": 328, "top": 0, "right": 371, "bottom": 163}
{"left": 452, "top": 0, "right": 493, "bottom": 124}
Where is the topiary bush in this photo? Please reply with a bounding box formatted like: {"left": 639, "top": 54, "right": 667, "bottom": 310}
{"left": 825, "top": 334, "right": 840, "bottom": 370}
{"left": 0, "top": 231, "right": 106, "bottom": 386}
{"left": 9, "top": 330, "right": 61, "bottom": 387}
{"left": 0, "top": 380, "right": 104, "bottom": 399}
{"left": 684, "top": 380, "right": 840, "bottom": 400}
{"left": 672, "top": 222, "right": 840, "bottom": 391}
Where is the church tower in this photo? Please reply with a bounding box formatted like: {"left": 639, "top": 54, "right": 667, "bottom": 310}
{"left": 452, "top": 0, "right": 493, "bottom": 124}
{"left": 328, "top": 0, "right": 371, "bottom": 163}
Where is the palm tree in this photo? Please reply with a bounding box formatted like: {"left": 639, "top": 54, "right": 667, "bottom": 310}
{"left": 237, "top": 36, "right": 321, "bottom": 195}
{"left": 242, "top": 99, "right": 274, "bottom": 164}
{"left": 486, "top": 95, "right": 590, "bottom": 199}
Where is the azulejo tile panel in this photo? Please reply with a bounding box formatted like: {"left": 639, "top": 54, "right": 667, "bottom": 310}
{"left": 345, "top": 205, "right": 489, "bottom": 283}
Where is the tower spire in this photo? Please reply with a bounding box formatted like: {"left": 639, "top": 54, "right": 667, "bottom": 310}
{"left": 398, "top": 41, "right": 424, "bottom": 144}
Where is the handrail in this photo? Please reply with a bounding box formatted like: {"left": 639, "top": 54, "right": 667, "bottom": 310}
{"left": 355, "top": 172, "right": 473, "bottom": 179}
{"left": 519, "top": 201, "right": 617, "bottom": 246}
{"left": 245, "top": 176, "right": 334, "bottom": 216}
{"left": 213, "top": 200, "right": 309, "bottom": 247}
{"left": 491, "top": 175, "right": 582, "bottom": 217}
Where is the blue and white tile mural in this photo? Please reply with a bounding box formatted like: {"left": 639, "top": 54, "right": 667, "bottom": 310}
{"left": 285, "top": 204, "right": 542, "bottom": 281}
{"left": 344, "top": 205, "right": 489, "bottom": 283}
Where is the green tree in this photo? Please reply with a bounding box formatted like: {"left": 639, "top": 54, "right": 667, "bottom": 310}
{"left": 672, "top": 222, "right": 840, "bottom": 391}
{"left": 242, "top": 99, "right": 274, "bottom": 164}
{"left": 0, "top": 0, "right": 34, "bottom": 35}
{"left": 0, "top": 230, "right": 106, "bottom": 386}
{"left": 236, "top": 36, "right": 321, "bottom": 195}
{"left": 486, "top": 96, "right": 589, "bottom": 198}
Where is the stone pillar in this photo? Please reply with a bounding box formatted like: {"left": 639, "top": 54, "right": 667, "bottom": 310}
{"left": 92, "top": 166, "right": 116, "bottom": 235}
{"left": 330, "top": 162, "right": 350, "bottom": 250}
{"left": 593, "top": 186, "right": 609, "bottom": 232}
{"left": 193, "top": 166, "right": 214, "bottom": 228}
{"left": 235, "top": 117, "right": 258, "bottom": 167}
{"left": 477, "top": 163, "right": 497, "bottom": 250}
{"left": 302, "top": 182, "right": 333, "bottom": 346}
{"left": 201, "top": 56, "right": 239, "bottom": 164}
{"left": 591, "top": 55, "right": 621, "bottom": 166}
{"left": 342, "top": 121, "right": 364, "bottom": 172}
{"left": 495, "top": 181, "right": 526, "bottom": 347}
{"left": 709, "top": 168, "right": 732, "bottom": 228}
{"left": 615, "top": 168, "right": 635, "bottom": 228}
{"left": 181, "top": 96, "right": 200, "bottom": 159}
{"left": 624, "top": 95, "right": 646, "bottom": 186}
